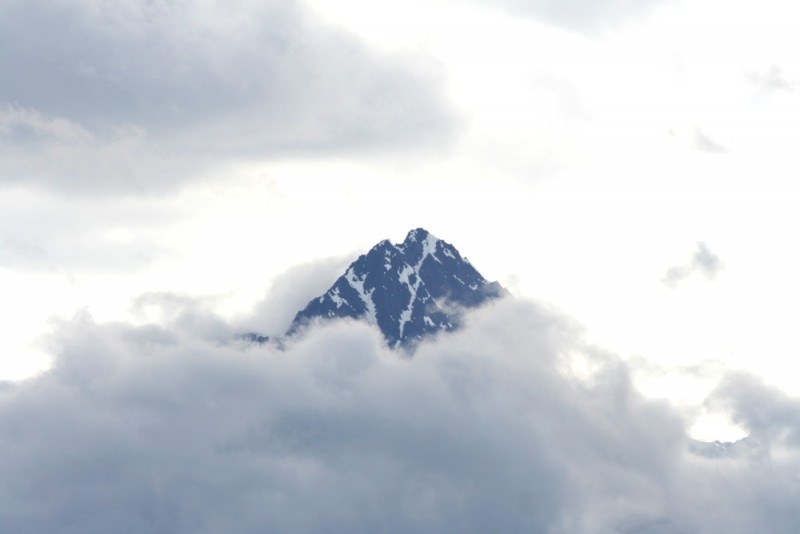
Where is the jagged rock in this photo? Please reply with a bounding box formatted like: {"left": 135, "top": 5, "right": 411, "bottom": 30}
{"left": 288, "top": 228, "right": 504, "bottom": 347}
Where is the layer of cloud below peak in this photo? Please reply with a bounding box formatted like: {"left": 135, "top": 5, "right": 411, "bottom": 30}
{"left": 1, "top": 297, "right": 799, "bottom": 533}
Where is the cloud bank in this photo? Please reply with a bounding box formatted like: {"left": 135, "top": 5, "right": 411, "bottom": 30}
{"left": 0, "top": 0, "right": 456, "bottom": 194}
{"left": 2, "top": 297, "right": 799, "bottom": 533}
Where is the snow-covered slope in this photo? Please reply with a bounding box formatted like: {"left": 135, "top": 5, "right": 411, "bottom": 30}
{"left": 288, "top": 228, "right": 504, "bottom": 347}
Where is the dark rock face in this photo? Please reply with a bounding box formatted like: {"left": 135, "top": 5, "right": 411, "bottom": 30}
{"left": 288, "top": 228, "right": 504, "bottom": 347}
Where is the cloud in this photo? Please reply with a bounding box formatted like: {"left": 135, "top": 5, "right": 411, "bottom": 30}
{"left": 0, "top": 188, "right": 177, "bottom": 273}
{"left": 709, "top": 373, "right": 800, "bottom": 447}
{"left": 746, "top": 65, "right": 795, "bottom": 92}
{"left": 663, "top": 241, "right": 723, "bottom": 288}
{"left": 130, "top": 292, "right": 236, "bottom": 343}
{"left": 478, "top": 0, "right": 665, "bottom": 32}
{"left": 2, "top": 296, "right": 800, "bottom": 532}
{"left": 694, "top": 128, "right": 727, "bottom": 154}
{"left": 0, "top": 0, "right": 457, "bottom": 194}
{"left": 239, "top": 255, "right": 353, "bottom": 336}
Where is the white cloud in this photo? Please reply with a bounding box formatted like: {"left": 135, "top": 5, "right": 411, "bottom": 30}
{"left": 239, "top": 255, "right": 353, "bottom": 336}
{"left": 474, "top": 0, "right": 666, "bottom": 31}
{"left": 0, "top": 187, "right": 178, "bottom": 273}
{"left": 694, "top": 128, "right": 728, "bottom": 154}
{"left": 746, "top": 65, "right": 796, "bottom": 92}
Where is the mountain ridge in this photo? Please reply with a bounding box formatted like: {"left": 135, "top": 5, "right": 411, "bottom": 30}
{"left": 287, "top": 228, "right": 504, "bottom": 347}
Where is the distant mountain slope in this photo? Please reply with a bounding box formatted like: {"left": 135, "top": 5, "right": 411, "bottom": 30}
{"left": 288, "top": 228, "right": 505, "bottom": 347}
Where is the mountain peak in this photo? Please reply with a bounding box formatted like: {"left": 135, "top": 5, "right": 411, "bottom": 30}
{"left": 403, "top": 227, "right": 432, "bottom": 243}
{"left": 288, "top": 228, "right": 504, "bottom": 347}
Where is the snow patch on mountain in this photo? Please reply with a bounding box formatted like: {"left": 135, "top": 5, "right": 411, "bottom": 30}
{"left": 345, "top": 266, "right": 377, "bottom": 325}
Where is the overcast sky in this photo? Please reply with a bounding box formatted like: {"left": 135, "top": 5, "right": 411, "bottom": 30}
{"left": 2, "top": 0, "right": 800, "bottom": 530}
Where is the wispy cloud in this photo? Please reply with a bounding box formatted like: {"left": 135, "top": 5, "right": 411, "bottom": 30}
{"left": 476, "top": 0, "right": 666, "bottom": 31}
{"left": 746, "top": 65, "right": 795, "bottom": 92}
{"left": 663, "top": 242, "right": 723, "bottom": 288}
{"left": 694, "top": 128, "right": 727, "bottom": 154}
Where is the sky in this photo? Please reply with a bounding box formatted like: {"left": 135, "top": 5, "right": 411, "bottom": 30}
{"left": 2, "top": 0, "right": 800, "bottom": 530}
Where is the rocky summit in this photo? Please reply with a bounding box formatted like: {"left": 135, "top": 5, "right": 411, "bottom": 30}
{"left": 288, "top": 228, "right": 505, "bottom": 347}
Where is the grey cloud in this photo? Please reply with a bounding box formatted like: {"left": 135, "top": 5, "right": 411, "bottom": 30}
{"left": 663, "top": 241, "right": 723, "bottom": 288}
{"left": 0, "top": 0, "right": 457, "bottom": 194}
{"left": 694, "top": 128, "right": 727, "bottom": 154}
{"left": 479, "top": 0, "right": 665, "bottom": 32}
{"left": 0, "top": 105, "right": 183, "bottom": 195}
{"left": 709, "top": 373, "right": 800, "bottom": 446}
{"left": 2, "top": 297, "right": 800, "bottom": 532}
{"left": 746, "top": 65, "right": 795, "bottom": 92}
